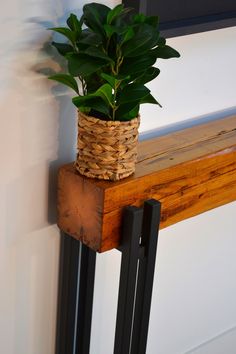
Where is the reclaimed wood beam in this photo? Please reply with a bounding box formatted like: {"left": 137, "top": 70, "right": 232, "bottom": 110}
{"left": 57, "top": 115, "right": 236, "bottom": 252}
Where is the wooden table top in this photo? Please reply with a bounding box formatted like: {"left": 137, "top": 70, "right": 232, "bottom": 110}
{"left": 58, "top": 115, "right": 236, "bottom": 252}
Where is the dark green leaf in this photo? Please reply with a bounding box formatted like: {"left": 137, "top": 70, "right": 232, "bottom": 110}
{"left": 52, "top": 42, "right": 74, "bottom": 56}
{"left": 100, "top": 73, "right": 116, "bottom": 88}
{"left": 83, "top": 3, "right": 110, "bottom": 35}
{"left": 133, "top": 14, "right": 159, "bottom": 27}
{"left": 84, "top": 73, "right": 103, "bottom": 93}
{"left": 80, "top": 47, "right": 113, "bottom": 62}
{"left": 104, "top": 24, "right": 116, "bottom": 37}
{"left": 115, "top": 101, "right": 140, "bottom": 121}
{"left": 79, "top": 15, "right": 85, "bottom": 26}
{"left": 67, "top": 54, "right": 108, "bottom": 76}
{"left": 121, "top": 26, "right": 135, "bottom": 44}
{"left": 72, "top": 95, "right": 110, "bottom": 116}
{"left": 48, "top": 27, "right": 76, "bottom": 44}
{"left": 121, "top": 55, "right": 157, "bottom": 76}
{"left": 48, "top": 74, "right": 79, "bottom": 93}
{"left": 152, "top": 45, "right": 180, "bottom": 59}
{"left": 157, "top": 37, "right": 166, "bottom": 47}
{"left": 118, "top": 83, "right": 150, "bottom": 104}
{"left": 79, "top": 106, "right": 91, "bottom": 115}
{"left": 107, "top": 4, "right": 124, "bottom": 24}
{"left": 67, "top": 13, "right": 81, "bottom": 33}
{"left": 135, "top": 67, "right": 160, "bottom": 85}
{"left": 145, "top": 16, "right": 159, "bottom": 27}
{"left": 95, "top": 84, "right": 113, "bottom": 106}
{"left": 79, "top": 30, "right": 103, "bottom": 46}
{"left": 140, "top": 93, "right": 162, "bottom": 107}
{"left": 100, "top": 73, "right": 129, "bottom": 88}
{"left": 133, "top": 14, "right": 147, "bottom": 23}
{"left": 122, "top": 24, "right": 159, "bottom": 57}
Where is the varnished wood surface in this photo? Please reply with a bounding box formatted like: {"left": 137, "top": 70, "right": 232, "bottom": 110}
{"left": 58, "top": 115, "right": 236, "bottom": 252}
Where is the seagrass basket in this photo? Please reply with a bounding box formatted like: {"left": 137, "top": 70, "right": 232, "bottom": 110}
{"left": 75, "top": 111, "right": 140, "bottom": 181}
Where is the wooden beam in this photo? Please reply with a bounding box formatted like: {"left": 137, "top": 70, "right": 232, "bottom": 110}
{"left": 57, "top": 115, "right": 236, "bottom": 252}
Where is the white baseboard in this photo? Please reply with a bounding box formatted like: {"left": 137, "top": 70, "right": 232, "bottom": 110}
{"left": 186, "top": 326, "right": 236, "bottom": 354}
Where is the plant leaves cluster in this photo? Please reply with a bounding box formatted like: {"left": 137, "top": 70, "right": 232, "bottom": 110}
{"left": 48, "top": 3, "right": 180, "bottom": 121}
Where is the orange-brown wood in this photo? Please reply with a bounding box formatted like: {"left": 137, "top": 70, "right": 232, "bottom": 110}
{"left": 57, "top": 115, "right": 236, "bottom": 252}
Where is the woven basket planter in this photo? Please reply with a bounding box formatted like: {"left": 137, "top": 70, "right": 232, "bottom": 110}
{"left": 75, "top": 111, "right": 140, "bottom": 181}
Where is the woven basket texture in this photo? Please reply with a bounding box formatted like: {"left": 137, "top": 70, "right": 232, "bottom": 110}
{"left": 75, "top": 111, "right": 140, "bottom": 181}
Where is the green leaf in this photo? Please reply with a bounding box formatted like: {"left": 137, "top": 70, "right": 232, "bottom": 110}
{"left": 157, "top": 37, "right": 166, "bottom": 47}
{"left": 145, "top": 16, "right": 159, "bottom": 27}
{"left": 134, "top": 67, "right": 160, "bottom": 85}
{"left": 140, "top": 93, "right": 162, "bottom": 107}
{"left": 100, "top": 73, "right": 116, "bottom": 88}
{"left": 133, "top": 14, "right": 147, "bottom": 23}
{"left": 85, "top": 74, "right": 103, "bottom": 94}
{"left": 100, "top": 73, "right": 129, "bottom": 88}
{"left": 133, "top": 14, "right": 159, "bottom": 27}
{"left": 104, "top": 24, "right": 116, "bottom": 38}
{"left": 107, "top": 4, "right": 124, "bottom": 24}
{"left": 67, "top": 13, "right": 81, "bottom": 33}
{"left": 48, "top": 74, "right": 79, "bottom": 93}
{"left": 72, "top": 95, "right": 110, "bottom": 116}
{"left": 118, "top": 83, "right": 150, "bottom": 104}
{"left": 115, "top": 101, "right": 140, "bottom": 121}
{"left": 80, "top": 47, "right": 113, "bottom": 62}
{"left": 79, "top": 106, "right": 91, "bottom": 115}
{"left": 95, "top": 84, "right": 113, "bottom": 106}
{"left": 67, "top": 54, "right": 108, "bottom": 77}
{"left": 152, "top": 45, "right": 180, "bottom": 59}
{"left": 48, "top": 27, "right": 76, "bottom": 44}
{"left": 121, "top": 26, "right": 135, "bottom": 44}
{"left": 79, "top": 30, "right": 103, "bottom": 46}
{"left": 122, "top": 24, "right": 159, "bottom": 57}
{"left": 121, "top": 55, "right": 157, "bottom": 76}
{"left": 52, "top": 42, "right": 74, "bottom": 56}
{"left": 83, "top": 3, "right": 110, "bottom": 35}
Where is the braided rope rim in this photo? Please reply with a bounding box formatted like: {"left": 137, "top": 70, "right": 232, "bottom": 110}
{"left": 75, "top": 111, "right": 140, "bottom": 181}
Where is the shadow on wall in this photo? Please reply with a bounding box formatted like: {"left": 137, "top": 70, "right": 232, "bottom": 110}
{"left": 0, "top": 9, "right": 81, "bottom": 354}
{"left": 0, "top": 11, "right": 84, "bottom": 238}
{"left": 29, "top": 13, "right": 84, "bottom": 225}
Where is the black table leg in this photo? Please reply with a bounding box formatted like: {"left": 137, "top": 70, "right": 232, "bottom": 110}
{"left": 56, "top": 234, "right": 96, "bottom": 354}
{"left": 114, "top": 199, "right": 161, "bottom": 354}
{"left": 56, "top": 199, "right": 161, "bottom": 354}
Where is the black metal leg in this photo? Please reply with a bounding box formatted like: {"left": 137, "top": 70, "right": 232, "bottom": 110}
{"left": 114, "top": 206, "right": 144, "bottom": 354}
{"left": 114, "top": 199, "right": 161, "bottom": 354}
{"left": 76, "top": 244, "right": 96, "bottom": 354}
{"left": 56, "top": 199, "right": 161, "bottom": 354}
{"left": 56, "top": 233, "right": 96, "bottom": 354}
{"left": 131, "top": 200, "right": 161, "bottom": 354}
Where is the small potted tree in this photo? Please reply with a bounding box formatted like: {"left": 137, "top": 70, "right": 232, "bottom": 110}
{"left": 48, "top": 2, "right": 180, "bottom": 181}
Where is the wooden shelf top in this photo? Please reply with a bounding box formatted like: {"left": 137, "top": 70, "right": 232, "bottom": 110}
{"left": 58, "top": 115, "right": 236, "bottom": 252}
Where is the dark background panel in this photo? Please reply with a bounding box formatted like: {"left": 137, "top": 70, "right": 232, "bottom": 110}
{"left": 123, "top": 0, "right": 236, "bottom": 37}
{"left": 147, "top": 0, "right": 236, "bottom": 22}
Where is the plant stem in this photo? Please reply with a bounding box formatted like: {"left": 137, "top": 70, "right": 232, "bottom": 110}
{"left": 79, "top": 76, "right": 86, "bottom": 95}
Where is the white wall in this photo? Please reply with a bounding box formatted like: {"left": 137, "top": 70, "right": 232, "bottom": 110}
{"left": 91, "top": 26, "right": 236, "bottom": 354}
{"left": 0, "top": 1, "right": 236, "bottom": 353}
{"left": 0, "top": 1, "right": 119, "bottom": 354}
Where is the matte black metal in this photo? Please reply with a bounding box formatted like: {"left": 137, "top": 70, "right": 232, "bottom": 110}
{"left": 114, "top": 199, "right": 161, "bottom": 354}
{"left": 131, "top": 200, "right": 161, "bottom": 354}
{"left": 56, "top": 234, "right": 81, "bottom": 354}
{"left": 56, "top": 199, "right": 161, "bottom": 354}
{"left": 76, "top": 244, "right": 96, "bottom": 354}
{"left": 114, "top": 206, "right": 144, "bottom": 354}
{"left": 123, "top": 0, "right": 236, "bottom": 37}
{"left": 56, "top": 234, "right": 96, "bottom": 354}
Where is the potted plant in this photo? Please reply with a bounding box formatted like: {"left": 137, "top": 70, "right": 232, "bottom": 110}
{"left": 48, "top": 2, "right": 180, "bottom": 181}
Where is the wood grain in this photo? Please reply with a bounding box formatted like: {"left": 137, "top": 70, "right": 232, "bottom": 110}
{"left": 57, "top": 115, "right": 236, "bottom": 252}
